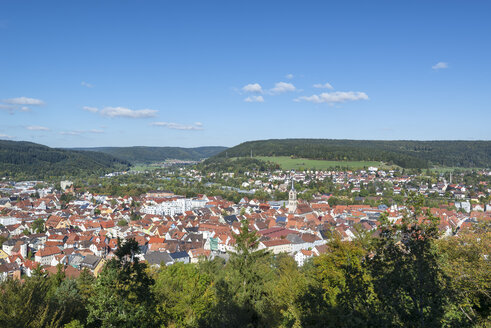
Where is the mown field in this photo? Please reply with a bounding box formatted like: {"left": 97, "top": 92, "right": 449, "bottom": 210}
{"left": 254, "top": 156, "right": 396, "bottom": 170}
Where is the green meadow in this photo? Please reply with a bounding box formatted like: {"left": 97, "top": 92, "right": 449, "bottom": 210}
{"left": 129, "top": 164, "right": 162, "bottom": 172}
{"left": 254, "top": 156, "right": 396, "bottom": 171}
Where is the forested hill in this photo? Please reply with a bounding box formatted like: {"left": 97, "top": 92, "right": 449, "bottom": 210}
{"left": 214, "top": 139, "right": 491, "bottom": 168}
{"left": 0, "top": 140, "right": 130, "bottom": 179}
{"left": 74, "top": 146, "right": 227, "bottom": 163}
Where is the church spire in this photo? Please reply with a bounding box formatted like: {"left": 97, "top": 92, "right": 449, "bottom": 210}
{"left": 288, "top": 178, "right": 297, "bottom": 214}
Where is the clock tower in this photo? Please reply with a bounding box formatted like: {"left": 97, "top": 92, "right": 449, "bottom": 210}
{"left": 288, "top": 179, "right": 297, "bottom": 214}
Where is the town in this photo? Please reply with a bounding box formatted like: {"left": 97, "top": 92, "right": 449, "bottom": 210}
{"left": 1, "top": 163, "right": 489, "bottom": 280}
{"left": 2, "top": 1, "right": 490, "bottom": 326}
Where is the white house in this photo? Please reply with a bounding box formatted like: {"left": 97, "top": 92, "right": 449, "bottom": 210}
{"left": 258, "top": 239, "right": 292, "bottom": 255}
{"left": 294, "top": 249, "right": 314, "bottom": 267}
{"left": 35, "top": 247, "right": 62, "bottom": 266}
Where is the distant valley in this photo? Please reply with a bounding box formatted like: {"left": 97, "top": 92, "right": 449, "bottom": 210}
{"left": 73, "top": 146, "right": 228, "bottom": 164}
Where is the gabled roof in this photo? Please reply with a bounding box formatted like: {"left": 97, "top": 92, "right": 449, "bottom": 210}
{"left": 261, "top": 239, "right": 291, "bottom": 247}
{"left": 36, "top": 246, "right": 62, "bottom": 257}
{"left": 188, "top": 248, "right": 211, "bottom": 258}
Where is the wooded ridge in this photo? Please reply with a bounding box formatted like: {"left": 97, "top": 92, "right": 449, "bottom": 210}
{"left": 214, "top": 139, "right": 491, "bottom": 168}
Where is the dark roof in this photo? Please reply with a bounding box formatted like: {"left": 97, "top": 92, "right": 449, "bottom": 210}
{"left": 3, "top": 239, "right": 17, "bottom": 246}
{"left": 276, "top": 216, "right": 287, "bottom": 223}
{"left": 80, "top": 254, "right": 101, "bottom": 269}
{"left": 223, "top": 215, "right": 238, "bottom": 225}
{"left": 286, "top": 234, "right": 304, "bottom": 244}
{"left": 169, "top": 251, "right": 189, "bottom": 260}
{"left": 144, "top": 252, "right": 173, "bottom": 266}
{"left": 185, "top": 233, "right": 203, "bottom": 243}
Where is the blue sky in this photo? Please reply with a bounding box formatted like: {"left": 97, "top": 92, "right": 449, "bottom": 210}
{"left": 1, "top": 0, "right": 490, "bottom": 147}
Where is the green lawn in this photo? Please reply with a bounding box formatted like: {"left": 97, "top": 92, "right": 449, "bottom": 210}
{"left": 254, "top": 156, "right": 396, "bottom": 170}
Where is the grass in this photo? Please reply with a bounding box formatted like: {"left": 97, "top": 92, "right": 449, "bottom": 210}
{"left": 254, "top": 156, "right": 397, "bottom": 171}
{"left": 129, "top": 164, "right": 162, "bottom": 172}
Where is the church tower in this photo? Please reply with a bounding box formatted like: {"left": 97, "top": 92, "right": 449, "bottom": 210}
{"left": 288, "top": 179, "right": 297, "bottom": 214}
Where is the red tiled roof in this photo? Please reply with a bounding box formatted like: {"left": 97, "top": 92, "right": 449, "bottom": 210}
{"left": 36, "top": 246, "right": 62, "bottom": 257}
{"left": 261, "top": 239, "right": 291, "bottom": 247}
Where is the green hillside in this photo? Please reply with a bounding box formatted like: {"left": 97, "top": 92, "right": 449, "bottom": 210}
{"left": 214, "top": 139, "right": 491, "bottom": 168}
{"left": 75, "top": 146, "right": 227, "bottom": 163}
{"left": 0, "top": 140, "right": 130, "bottom": 179}
{"left": 255, "top": 156, "right": 394, "bottom": 170}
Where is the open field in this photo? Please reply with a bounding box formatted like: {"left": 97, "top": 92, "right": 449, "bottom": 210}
{"left": 254, "top": 156, "right": 397, "bottom": 171}
{"left": 129, "top": 164, "right": 162, "bottom": 172}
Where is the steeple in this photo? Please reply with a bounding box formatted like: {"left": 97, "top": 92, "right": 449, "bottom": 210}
{"left": 288, "top": 178, "right": 297, "bottom": 214}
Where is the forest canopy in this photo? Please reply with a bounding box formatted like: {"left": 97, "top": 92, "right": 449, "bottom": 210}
{"left": 214, "top": 139, "right": 491, "bottom": 168}
{"left": 0, "top": 140, "right": 130, "bottom": 180}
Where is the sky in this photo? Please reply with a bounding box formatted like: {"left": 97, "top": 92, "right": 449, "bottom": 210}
{"left": 1, "top": 0, "right": 490, "bottom": 148}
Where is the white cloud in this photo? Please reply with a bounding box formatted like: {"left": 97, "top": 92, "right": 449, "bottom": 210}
{"left": 270, "top": 82, "right": 296, "bottom": 94}
{"left": 285, "top": 74, "right": 294, "bottom": 79}
{"left": 244, "top": 95, "right": 264, "bottom": 103}
{"left": 242, "top": 83, "right": 263, "bottom": 93}
{"left": 81, "top": 81, "right": 94, "bottom": 88}
{"left": 60, "top": 129, "right": 104, "bottom": 136}
{"left": 99, "top": 106, "right": 158, "bottom": 118}
{"left": 83, "top": 106, "right": 99, "bottom": 113}
{"left": 0, "top": 97, "right": 44, "bottom": 113}
{"left": 3, "top": 97, "right": 44, "bottom": 105}
{"left": 150, "top": 122, "right": 204, "bottom": 130}
{"left": 313, "top": 82, "right": 334, "bottom": 90}
{"left": 295, "top": 91, "right": 369, "bottom": 104}
{"left": 0, "top": 133, "right": 12, "bottom": 139}
{"left": 432, "top": 62, "right": 448, "bottom": 70}
{"left": 60, "top": 131, "right": 82, "bottom": 136}
{"left": 26, "top": 125, "right": 50, "bottom": 131}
